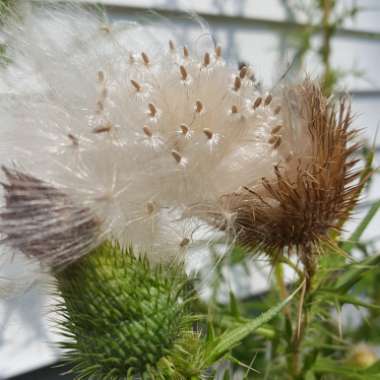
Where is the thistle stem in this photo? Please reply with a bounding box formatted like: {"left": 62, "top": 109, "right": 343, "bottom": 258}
{"left": 274, "top": 262, "right": 290, "bottom": 318}
{"left": 290, "top": 277, "right": 309, "bottom": 380}
{"left": 320, "top": 0, "right": 334, "bottom": 96}
{"left": 280, "top": 256, "right": 303, "bottom": 279}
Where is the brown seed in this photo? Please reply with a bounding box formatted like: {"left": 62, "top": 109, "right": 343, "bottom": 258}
{"left": 67, "top": 134, "right": 79, "bottom": 147}
{"left": 273, "top": 136, "right": 282, "bottom": 149}
{"left": 96, "top": 100, "right": 104, "bottom": 114}
{"left": 100, "top": 25, "right": 111, "bottom": 33}
{"left": 203, "top": 128, "right": 213, "bottom": 140}
{"left": 264, "top": 94, "right": 273, "bottom": 106}
{"left": 93, "top": 123, "right": 112, "bottom": 134}
{"left": 143, "top": 125, "right": 152, "bottom": 137}
{"left": 215, "top": 45, "right": 222, "bottom": 58}
{"left": 169, "top": 40, "right": 175, "bottom": 51}
{"left": 268, "top": 136, "right": 277, "bottom": 144}
{"left": 253, "top": 97, "right": 262, "bottom": 110}
{"left": 130, "top": 79, "right": 141, "bottom": 92}
{"left": 274, "top": 105, "right": 282, "bottom": 115}
{"left": 180, "top": 124, "right": 189, "bottom": 135}
{"left": 231, "top": 105, "right": 238, "bottom": 114}
{"left": 271, "top": 125, "right": 283, "bottom": 134}
{"left": 183, "top": 46, "right": 189, "bottom": 58}
{"left": 180, "top": 237, "right": 190, "bottom": 247}
{"left": 97, "top": 70, "right": 105, "bottom": 83}
{"left": 195, "top": 100, "right": 203, "bottom": 113}
{"left": 148, "top": 103, "right": 157, "bottom": 117}
{"left": 234, "top": 76, "right": 241, "bottom": 91}
{"left": 146, "top": 201, "right": 155, "bottom": 214}
{"left": 141, "top": 52, "right": 150, "bottom": 66}
{"left": 100, "top": 87, "right": 108, "bottom": 100}
{"left": 239, "top": 66, "right": 248, "bottom": 79}
{"left": 285, "top": 153, "right": 293, "bottom": 162}
{"left": 171, "top": 150, "right": 182, "bottom": 163}
{"left": 180, "top": 65, "right": 187, "bottom": 81}
{"left": 203, "top": 52, "right": 210, "bottom": 67}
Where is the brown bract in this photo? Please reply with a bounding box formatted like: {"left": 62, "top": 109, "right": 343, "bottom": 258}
{"left": 0, "top": 167, "right": 101, "bottom": 268}
{"left": 219, "top": 80, "right": 362, "bottom": 275}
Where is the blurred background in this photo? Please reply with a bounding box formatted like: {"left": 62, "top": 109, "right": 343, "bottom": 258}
{"left": 0, "top": 0, "right": 379, "bottom": 378}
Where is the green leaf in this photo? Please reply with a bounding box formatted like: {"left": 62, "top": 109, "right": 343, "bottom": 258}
{"left": 365, "top": 361, "right": 380, "bottom": 374}
{"left": 314, "top": 357, "right": 380, "bottom": 379}
{"left": 333, "top": 254, "right": 380, "bottom": 293}
{"left": 317, "top": 290, "right": 380, "bottom": 311}
{"left": 229, "top": 291, "right": 241, "bottom": 318}
{"left": 206, "top": 320, "right": 216, "bottom": 344}
{"left": 305, "top": 371, "right": 316, "bottom": 380}
{"left": 204, "top": 283, "right": 302, "bottom": 364}
{"left": 341, "top": 200, "right": 380, "bottom": 253}
{"left": 302, "top": 349, "right": 319, "bottom": 374}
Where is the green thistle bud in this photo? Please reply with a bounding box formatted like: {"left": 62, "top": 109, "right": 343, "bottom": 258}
{"left": 56, "top": 243, "right": 205, "bottom": 379}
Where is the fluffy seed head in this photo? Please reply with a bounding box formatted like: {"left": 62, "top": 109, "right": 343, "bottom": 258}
{"left": 0, "top": 4, "right": 362, "bottom": 270}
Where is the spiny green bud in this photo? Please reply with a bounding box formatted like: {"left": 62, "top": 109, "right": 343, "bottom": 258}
{"left": 56, "top": 242, "right": 205, "bottom": 379}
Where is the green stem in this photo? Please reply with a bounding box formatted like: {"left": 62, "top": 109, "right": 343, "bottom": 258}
{"left": 280, "top": 256, "right": 304, "bottom": 279}
{"left": 275, "top": 262, "right": 291, "bottom": 319}
{"left": 320, "top": 0, "right": 335, "bottom": 96}
{"left": 290, "top": 280, "right": 308, "bottom": 379}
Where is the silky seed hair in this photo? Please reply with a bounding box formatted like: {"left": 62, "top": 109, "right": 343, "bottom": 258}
{"left": 0, "top": 3, "right": 352, "bottom": 270}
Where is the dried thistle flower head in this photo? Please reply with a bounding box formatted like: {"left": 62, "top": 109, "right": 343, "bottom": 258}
{"left": 215, "top": 80, "right": 361, "bottom": 274}
{"left": 0, "top": 4, "right": 287, "bottom": 266}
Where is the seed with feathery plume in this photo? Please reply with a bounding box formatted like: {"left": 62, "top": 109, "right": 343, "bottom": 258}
{"left": 215, "top": 45, "right": 222, "bottom": 58}
{"left": 231, "top": 105, "right": 238, "bottom": 114}
{"left": 141, "top": 52, "right": 150, "bottom": 66}
{"left": 253, "top": 97, "right": 262, "bottom": 110}
{"left": 183, "top": 46, "right": 189, "bottom": 58}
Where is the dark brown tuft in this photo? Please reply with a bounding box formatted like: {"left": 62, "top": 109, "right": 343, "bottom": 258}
{"left": 0, "top": 167, "right": 101, "bottom": 268}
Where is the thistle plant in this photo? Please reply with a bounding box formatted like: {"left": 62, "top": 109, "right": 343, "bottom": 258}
{"left": 0, "top": 2, "right": 379, "bottom": 380}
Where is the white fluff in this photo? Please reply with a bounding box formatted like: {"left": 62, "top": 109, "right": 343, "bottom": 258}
{"left": 0, "top": 3, "right": 289, "bottom": 266}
